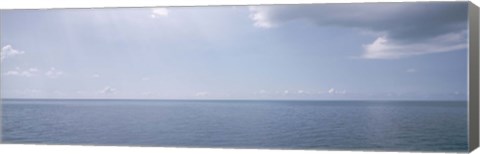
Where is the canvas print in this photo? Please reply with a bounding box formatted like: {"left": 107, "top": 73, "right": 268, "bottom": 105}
{"left": 0, "top": 2, "right": 472, "bottom": 152}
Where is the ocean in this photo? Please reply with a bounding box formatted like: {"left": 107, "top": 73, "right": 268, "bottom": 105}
{"left": 1, "top": 99, "right": 468, "bottom": 152}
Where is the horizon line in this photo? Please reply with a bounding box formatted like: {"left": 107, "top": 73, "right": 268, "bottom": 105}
{"left": 0, "top": 98, "right": 468, "bottom": 102}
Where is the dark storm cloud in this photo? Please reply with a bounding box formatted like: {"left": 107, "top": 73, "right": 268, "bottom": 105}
{"left": 249, "top": 2, "right": 468, "bottom": 59}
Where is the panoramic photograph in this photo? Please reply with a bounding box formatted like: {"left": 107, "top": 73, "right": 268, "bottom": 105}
{"left": 1, "top": 2, "right": 470, "bottom": 152}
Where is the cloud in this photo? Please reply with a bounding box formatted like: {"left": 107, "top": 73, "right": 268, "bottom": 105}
{"left": 100, "top": 86, "right": 117, "bottom": 95}
{"left": 1, "top": 45, "right": 25, "bottom": 61}
{"left": 328, "top": 88, "right": 347, "bottom": 95}
{"left": 141, "top": 77, "right": 150, "bottom": 81}
{"left": 150, "top": 8, "right": 169, "bottom": 18}
{"left": 361, "top": 31, "right": 467, "bottom": 59}
{"left": 257, "top": 89, "right": 267, "bottom": 94}
{"left": 249, "top": 7, "right": 274, "bottom": 28}
{"left": 91, "top": 74, "right": 100, "bottom": 78}
{"left": 328, "top": 88, "right": 336, "bottom": 94}
{"left": 4, "top": 67, "right": 40, "bottom": 77}
{"left": 195, "top": 91, "right": 209, "bottom": 97}
{"left": 45, "top": 67, "right": 64, "bottom": 78}
{"left": 249, "top": 3, "right": 468, "bottom": 59}
{"left": 297, "top": 90, "right": 304, "bottom": 94}
{"left": 5, "top": 71, "right": 20, "bottom": 76}
{"left": 76, "top": 90, "right": 86, "bottom": 94}
{"left": 14, "top": 89, "right": 42, "bottom": 96}
{"left": 141, "top": 92, "right": 154, "bottom": 96}
{"left": 4, "top": 67, "right": 65, "bottom": 78}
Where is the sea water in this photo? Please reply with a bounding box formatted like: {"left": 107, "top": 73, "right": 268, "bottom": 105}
{"left": 1, "top": 99, "right": 468, "bottom": 152}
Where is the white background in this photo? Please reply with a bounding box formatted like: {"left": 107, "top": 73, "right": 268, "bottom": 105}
{"left": 0, "top": 0, "right": 479, "bottom": 154}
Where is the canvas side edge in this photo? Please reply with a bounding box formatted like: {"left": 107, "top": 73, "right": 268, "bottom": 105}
{"left": 469, "top": 1, "right": 480, "bottom": 152}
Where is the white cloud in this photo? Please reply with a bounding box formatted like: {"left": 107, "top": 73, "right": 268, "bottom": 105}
{"left": 100, "top": 86, "right": 117, "bottom": 95}
{"left": 328, "top": 88, "right": 347, "bottom": 95}
{"left": 4, "top": 67, "right": 65, "bottom": 78}
{"left": 361, "top": 32, "right": 467, "bottom": 59}
{"left": 45, "top": 67, "right": 64, "bottom": 78}
{"left": 5, "top": 71, "right": 20, "bottom": 76}
{"left": 337, "top": 90, "right": 347, "bottom": 95}
{"left": 150, "top": 8, "right": 169, "bottom": 18}
{"left": 29, "top": 68, "right": 39, "bottom": 72}
{"left": 76, "top": 90, "right": 86, "bottom": 94}
{"left": 141, "top": 77, "right": 150, "bottom": 81}
{"left": 11, "top": 89, "right": 43, "bottom": 97}
{"left": 4, "top": 67, "right": 40, "bottom": 77}
{"left": 328, "top": 88, "right": 335, "bottom": 94}
{"left": 1, "top": 45, "right": 25, "bottom": 61}
{"left": 249, "top": 6, "right": 274, "bottom": 28}
{"left": 21, "top": 89, "right": 42, "bottom": 95}
{"left": 91, "top": 74, "right": 100, "bottom": 78}
{"left": 257, "top": 89, "right": 267, "bottom": 94}
{"left": 195, "top": 91, "right": 209, "bottom": 97}
{"left": 142, "top": 92, "right": 154, "bottom": 96}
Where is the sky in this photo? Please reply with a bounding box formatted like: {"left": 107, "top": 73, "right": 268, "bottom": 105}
{"left": 0, "top": 2, "right": 470, "bottom": 100}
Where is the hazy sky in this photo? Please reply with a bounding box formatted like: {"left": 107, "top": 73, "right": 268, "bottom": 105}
{"left": 0, "top": 2, "right": 469, "bottom": 100}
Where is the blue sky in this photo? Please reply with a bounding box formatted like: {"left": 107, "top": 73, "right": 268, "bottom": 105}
{"left": 0, "top": 2, "right": 469, "bottom": 100}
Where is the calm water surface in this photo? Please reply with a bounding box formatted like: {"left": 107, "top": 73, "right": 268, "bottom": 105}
{"left": 1, "top": 100, "right": 468, "bottom": 152}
